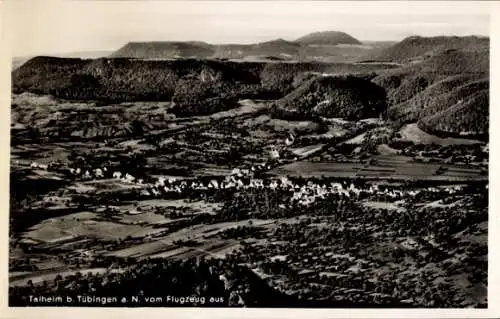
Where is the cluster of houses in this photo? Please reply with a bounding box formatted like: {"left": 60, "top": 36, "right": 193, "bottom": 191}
{"left": 68, "top": 167, "right": 107, "bottom": 180}
{"left": 65, "top": 166, "right": 144, "bottom": 184}
{"left": 229, "top": 164, "right": 272, "bottom": 178}
{"left": 29, "top": 161, "right": 49, "bottom": 170}
{"left": 29, "top": 160, "right": 467, "bottom": 208}
{"left": 135, "top": 174, "right": 465, "bottom": 207}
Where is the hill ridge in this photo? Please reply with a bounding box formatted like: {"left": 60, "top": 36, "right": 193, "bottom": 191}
{"left": 295, "top": 30, "right": 362, "bottom": 45}
{"left": 370, "top": 35, "right": 489, "bottom": 63}
{"left": 110, "top": 31, "right": 365, "bottom": 60}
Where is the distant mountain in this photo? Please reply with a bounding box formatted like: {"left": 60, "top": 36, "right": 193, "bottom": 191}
{"left": 52, "top": 51, "right": 114, "bottom": 59}
{"left": 12, "top": 50, "right": 113, "bottom": 70}
{"left": 110, "top": 41, "right": 215, "bottom": 59}
{"left": 215, "top": 39, "right": 302, "bottom": 60}
{"left": 417, "top": 48, "right": 489, "bottom": 74}
{"left": 369, "top": 35, "right": 489, "bottom": 63}
{"left": 110, "top": 33, "right": 382, "bottom": 62}
{"left": 248, "top": 38, "right": 302, "bottom": 55}
{"left": 110, "top": 39, "right": 303, "bottom": 61}
{"left": 295, "top": 31, "right": 362, "bottom": 45}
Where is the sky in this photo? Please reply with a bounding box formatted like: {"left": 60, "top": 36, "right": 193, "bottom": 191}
{"left": 5, "top": 0, "right": 492, "bottom": 57}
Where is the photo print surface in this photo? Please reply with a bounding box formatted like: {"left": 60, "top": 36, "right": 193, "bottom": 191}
{"left": 7, "top": 0, "right": 490, "bottom": 309}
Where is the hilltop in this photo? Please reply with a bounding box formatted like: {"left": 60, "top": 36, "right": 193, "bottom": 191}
{"left": 417, "top": 48, "right": 489, "bottom": 74}
{"left": 110, "top": 39, "right": 304, "bottom": 61}
{"left": 271, "top": 75, "right": 387, "bottom": 121}
{"left": 109, "top": 32, "right": 387, "bottom": 62}
{"left": 215, "top": 39, "right": 303, "bottom": 60}
{"left": 369, "top": 35, "right": 489, "bottom": 63}
{"left": 295, "top": 31, "right": 362, "bottom": 45}
{"left": 12, "top": 51, "right": 112, "bottom": 71}
{"left": 110, "top": 41, "right": 215, "bottom": 59}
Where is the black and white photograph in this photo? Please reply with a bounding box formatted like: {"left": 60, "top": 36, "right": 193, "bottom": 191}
{"left": 3, "top": 0, "right": 495, "bottom": 312}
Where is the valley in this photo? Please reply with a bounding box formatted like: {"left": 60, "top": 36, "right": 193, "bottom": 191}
{"left": 9, "top": 33, "right": 489, "bottom": 308}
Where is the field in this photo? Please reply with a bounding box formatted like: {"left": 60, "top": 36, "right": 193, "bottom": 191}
{"left": 342, "top": 133, "right": 366, "bottom": 145}
{"left": 361, "top": 201, "right": 406, "bottom": 211}
{"left": 10, "top": 268, "right": 108, "bottom": 286}
{"left": 290, "top": 144, "right": 325, "bottom": 157}
{"left": 397, "top": 124, "right": 482, "bottom": 146}
{"left": 104, "top": 219, "right": 274, "bottom": 259}
{"left": 23, "top": 215, "right": 166, "bottom": 243}
{"left": 270, "top": 155, "right": 485, "bottom": 181}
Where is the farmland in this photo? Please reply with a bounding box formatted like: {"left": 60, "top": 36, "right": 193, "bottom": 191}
{"left": 9, "top": 40, "right": 489, "bottom": 308}
{"left": 269, "top": 156, "right": 485, "bottom": 181}
{"left": 10, "top": 94, "right": 488, "bottom": 309}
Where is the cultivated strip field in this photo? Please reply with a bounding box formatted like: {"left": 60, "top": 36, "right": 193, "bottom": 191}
{"left": 270, "top": 156, "right": 485, "bottom": 181}
{"left": 104, "top": 219, "right": 274, "bottom": 259}
{"left": 10, "top": 268, "right": 108, "bottom": 286}
{"left": 291, "top": 144, "right": 326, "bottom": 158}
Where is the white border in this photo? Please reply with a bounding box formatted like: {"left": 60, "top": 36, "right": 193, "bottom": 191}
{"left": 1, "top": 1, "right": 498, "bottom": 318}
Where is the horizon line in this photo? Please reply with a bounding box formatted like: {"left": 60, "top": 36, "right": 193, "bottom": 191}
{"left": 11, "top": 32, "right": 490, "bottom": 59}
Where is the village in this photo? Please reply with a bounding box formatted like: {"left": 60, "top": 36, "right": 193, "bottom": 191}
{"left": 9, "top": 87, "right": 488, "bottom": 308}
{"left": 10, "top": 142, "right": 488, "bottom": 308}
